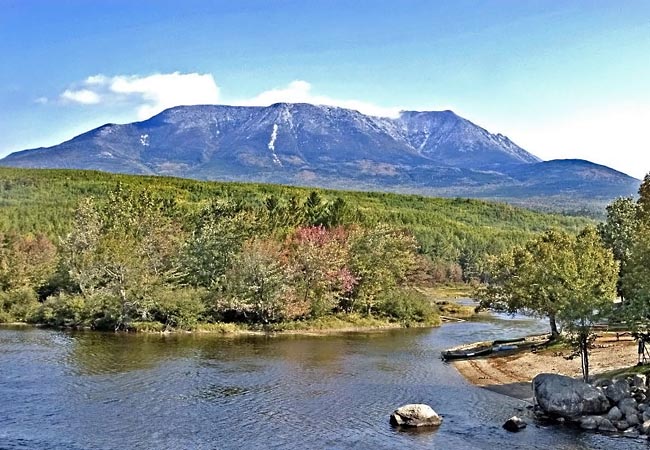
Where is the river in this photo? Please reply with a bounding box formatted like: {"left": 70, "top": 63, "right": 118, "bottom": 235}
{"left": 0, "top": 313, "right": 642, "bottom": 449}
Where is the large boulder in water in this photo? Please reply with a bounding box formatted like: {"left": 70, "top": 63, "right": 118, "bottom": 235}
{"left": 533, "top": 373, "right": 610, "bottom": 419}
{"left": 389, "top": 404, "right": 442, "bottom": 428}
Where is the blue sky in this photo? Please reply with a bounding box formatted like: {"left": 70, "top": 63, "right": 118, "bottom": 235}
{"left": 1, "top": 0, "right": 649, "bottom": 177}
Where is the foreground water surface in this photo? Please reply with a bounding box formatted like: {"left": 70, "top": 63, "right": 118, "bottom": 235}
{"left": 0, "top": 313, "right": 642, "bottom": 449}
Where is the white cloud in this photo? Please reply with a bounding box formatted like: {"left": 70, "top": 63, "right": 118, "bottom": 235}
{"left": 34, "top": 97, "right": 48, "bottom": 105}
{"left": 59, "top": 74, "right": 402, "bottom": 120}
{"left": 61, "top": 89, "right": 101, "bottom": 105}
{"left": 59, "top": 72, "right": 220, "bottom": 119}
{"left": 85, "top": 74, "right": 108, "bottom": 85}
{"left": 108, "top": 72, "right": 220, "bottom": 119}
{"left": 506, "top": 103, "right": 650, "bottom": 179}
{"left": 234, "top": 80, "right": 402, "bottom": 118}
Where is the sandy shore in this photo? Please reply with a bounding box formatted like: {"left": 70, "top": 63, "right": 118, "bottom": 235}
{"left": 453, "top": 333, "right": 639, "bottom": 401}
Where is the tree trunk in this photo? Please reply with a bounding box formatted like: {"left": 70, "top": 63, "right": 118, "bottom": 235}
{"left": 580, "top": 334, "right": 589, "bottom": 382}
{"left": 549, "top": 314, "right": 560, "bottom": 339}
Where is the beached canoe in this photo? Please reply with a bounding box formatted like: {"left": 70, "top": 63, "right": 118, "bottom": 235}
{"left": 492, "top": 337, "right": 525, "bottom": 345}
{"left": 441, "top": 334, "right": 551, "bottom": 361}
{"left": 441, "top": 345, "right": 493, "bottom": 361}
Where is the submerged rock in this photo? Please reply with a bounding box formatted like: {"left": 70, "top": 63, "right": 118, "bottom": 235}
{"left": 389, "top": 404, "right": 442, "bottom": 428}
{"left": 533, "top": 374, "right": 610, "bottom": 419}
{"left": 502, "top": 416, "right": 527, "bottom": 432}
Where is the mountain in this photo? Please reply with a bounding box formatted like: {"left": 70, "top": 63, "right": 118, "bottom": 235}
{"left": 0, "top": 103, "right": 639, "bottom": 214}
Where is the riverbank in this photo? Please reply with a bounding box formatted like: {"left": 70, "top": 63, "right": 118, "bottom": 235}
{"left": 453, "top": 333, "right": 639, "bottom": 401}
{"left": 1, "top": 312, "right": 445, "bottom": 336}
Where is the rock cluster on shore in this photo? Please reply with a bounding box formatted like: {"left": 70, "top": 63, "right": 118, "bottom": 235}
{"left": 533, "top": 372, "right": 650, "bottom": 438}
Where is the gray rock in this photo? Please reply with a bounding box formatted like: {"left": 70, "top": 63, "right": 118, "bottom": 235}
{"left": 533, "top": 373, "right": 610, "bottom": 419}
{"left": 580, "top": 416, "right": 602, "bottom": 430}
{"left": 633, "top": 374, "right": 647, "bottom": 389}
{"left": 641, "top": 419, "right": 650, "bottom": 435}
{"left": 592, "top": 378, "right": 612, "bottom": 389}
{"left": 639, "top": 403, "right": 649, "bottom": 413}
{"left": 503, "top": 416, "right": 527, "bottom": 432}
{"left": 643, "top": 410, "right": 650, "bottom": 422}
{"left": 614, "top": 420, "right": 630, "bottom": 431}
{"left": 628, "top": 413, "right": 641, "bottom": 426}
{"left": 620, "top": 397, "right": 638, "bottom": 408}
{"left": 620, "top": 397, "right": 639, "bottom": 418}
{"left": 623, "top": 428, "right": 640, "bottom": 438}
{"left": 597, "top": 418, "right": 617, "bottom": 433}
{"left": 607, "top": 406, "right": 623, "bottom": 421}
{"left": 390, "top": 404, "right": 442, "bottom": 428}
{"left": 606, "top": 379, "right": 631, "bottom": 403}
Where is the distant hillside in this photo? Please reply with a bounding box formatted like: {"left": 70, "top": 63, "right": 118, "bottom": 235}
{"left": 0, "top": 167, "right": 593, "bottom": 268}
{"left": 0, "top": 103, "right": 639, "bottom": 214}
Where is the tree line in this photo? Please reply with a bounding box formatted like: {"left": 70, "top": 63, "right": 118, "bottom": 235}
{"left": 0, "top": 185, "right": 437, "bottom": 330}
{"left": 0, "top": 168, "right": 592, "bottom": 285}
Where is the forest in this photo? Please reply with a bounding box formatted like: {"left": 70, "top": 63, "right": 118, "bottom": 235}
{"left": 0, "top": 167, "right": 594, "bottom": 331}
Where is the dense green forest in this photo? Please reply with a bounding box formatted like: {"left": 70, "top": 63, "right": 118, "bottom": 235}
{"left": 0, "top": 167, "right": 593, "bottom": 331}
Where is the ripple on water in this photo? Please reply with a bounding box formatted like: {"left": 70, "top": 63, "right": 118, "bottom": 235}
{"left": 0, "top": 320, "right": 647, "bottom": 450}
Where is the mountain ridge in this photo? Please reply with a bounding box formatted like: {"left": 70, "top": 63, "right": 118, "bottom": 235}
{"left": 0, "top": 103, "right": 639, "bottom": 214}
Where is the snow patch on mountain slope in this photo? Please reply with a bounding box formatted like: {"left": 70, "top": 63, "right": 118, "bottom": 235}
{"left": 268, "top": 124, "right": 282, "bottom": 165}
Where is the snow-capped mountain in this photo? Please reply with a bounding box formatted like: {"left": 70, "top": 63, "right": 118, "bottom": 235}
{"left": 0, "top": 103, "right": 638, "bottom": 212}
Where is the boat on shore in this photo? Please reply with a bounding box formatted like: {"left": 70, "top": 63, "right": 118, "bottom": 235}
{"left": 441, "top": 344, "right": 493, "bottom": 360}
{"left": 441, "top": 334, "right": 551, "bottom": 361}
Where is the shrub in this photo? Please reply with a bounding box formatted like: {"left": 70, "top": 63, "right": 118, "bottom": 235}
{"left": 0, "top": 309, "right": 12, "bottom": 323}
{"left": 83, "top": 293, "right": 124, "bottom": 331}
{"left": 377, "top": 289, "right": 440, "bottom": 325}
{"left": 0, "top": 287, "right": 40, "bottom": 322}
{"left": 152, "top": 288, "right": 206, "bottom": 330}
{"left": 36, "top": 293, "right": 87, "bottom": 327}
{"left": 128, "top": 321, "right": 165, "bottom": 332}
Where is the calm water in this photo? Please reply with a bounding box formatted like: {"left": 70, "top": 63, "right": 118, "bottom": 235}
{"left": 0, "top": 314, "right": 642, "bottom": 449}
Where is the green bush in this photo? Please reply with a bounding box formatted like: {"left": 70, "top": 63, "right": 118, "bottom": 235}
{"left": 0, "top": 287, "right": 40, "bottom": 322}
{"left": 377, "top": 289, "right": 440, "bottom": 325}
{"left": 83, "top": 293, "right": 124, "bottom": 331}
{"left": 0, "top": 309, "right": 13, "bottom": 323}
{"left": 152, "top": 288, "right": 206, "bottom": 330}
{"left": 36, "top": 293, "right": 88, "bottom": 327}
{"left": 129, "top": 321, "right": 165, "bottom": 332}
{"left": 194, "top": 322, "right": 247, "bottom": 333}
